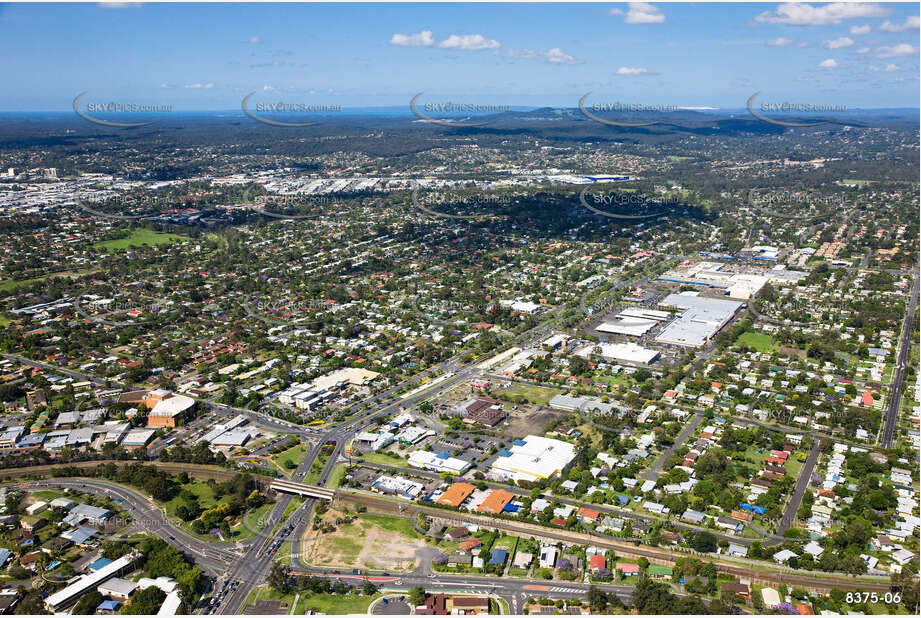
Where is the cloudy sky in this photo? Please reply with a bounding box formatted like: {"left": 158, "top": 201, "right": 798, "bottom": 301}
{"left": 1, "top": 2, "right": 918, "bottom": 111}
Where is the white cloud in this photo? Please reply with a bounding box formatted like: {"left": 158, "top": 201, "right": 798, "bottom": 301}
{"left": 244, "top": 36, "right": 261, "bottom": 45}
{"left": 503, "top": 48, "right": 582, "bottom": 64}
{"left": 850, "top": 24, "right": 871, "bottom": 35}
{"left": 609, "top": 8, "right": 624, "bottom": 16}
{"left": 438, "top": 34, "right": 500, "bottom": 50}
{"left": 185, "top": 83, "right": 214, "bottom": 89}
{"left": 262, "top": 85, "right": 274, "bottom": 91}
{"left": 880, "top": 16, "right": 921, "bottom": 32}
{"left": 818, "top": 58, "right": 838, "bottom": 68}
{"left": 755, "top": 3, "right": 888, "bottom": 26}
{"left": 869, "top": 64, "right": 900, "bottom": 72}
{"left": 824, "top": 36, "right": 854, "bottom": 49}
{"left": 390, "top": 30, "right": 499, "bottom": 51}
{"left": 876, "top": 43, "right": 917, "bottom": 57}
{"left": 390, "top": 30, "right": 435, "bottom": 47}
{"left": 616, "top": 66, "right": 649, "bottom": 75}
{"left": 622, "top": 3, "right": 665, "bottom": 24}
{"left": 768, "top": 37, "right": 794, "bottom": 47}
{"left": 545, "top": 48, "right": 581, "bottom": 64}
{"left": 797, "top": 41, "right": 810, "bottom": 48}
{"left": 856, "top": 47, "right": 871, "bottom": 54}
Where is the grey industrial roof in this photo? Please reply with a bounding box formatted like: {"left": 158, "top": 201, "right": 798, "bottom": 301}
{"left": 655, "top": 293, "right": 744, "bottom": 347}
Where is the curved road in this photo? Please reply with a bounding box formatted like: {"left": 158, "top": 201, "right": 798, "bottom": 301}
{"left": 19, "top": 479, "right": 240, "bottom": 574}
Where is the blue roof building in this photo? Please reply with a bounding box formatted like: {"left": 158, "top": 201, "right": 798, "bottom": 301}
{"left": 489, "top": 548, "right": 508, "bottom": 565}
{"left": 97, "top": 600, "right": 121, "bottom": 612}
{"left": 15, "top": 432, "right": 46, "bottom": 448}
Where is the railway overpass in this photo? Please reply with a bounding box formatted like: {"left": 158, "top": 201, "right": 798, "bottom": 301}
{"left": 269, "top": 478, "right": 335, "bottom": 501}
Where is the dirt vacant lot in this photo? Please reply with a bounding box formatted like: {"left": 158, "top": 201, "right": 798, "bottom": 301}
{"left": 501, "top": 407, "right": 569, "bottom": 438}
{"left": 303, "top": 509, "right": 426, "bottom": 571}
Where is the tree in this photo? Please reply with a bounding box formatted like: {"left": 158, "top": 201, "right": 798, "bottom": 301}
{"left": 13, "top": 591, "right": 47, "bottom": 615}
{"left": 689, "top": 531, "right": 717, "bottom": 553}
{"left": 892, "top": 570, "right": 919, "bottom": 613}
{"left": 632, "top": 577, "right": 677, "bottom": 614}
{"left": 268, "top": 562, "right": 290, "bottom": 593}
{"left": 587, "top": 586, "right": 608, "bottom": 611}
{"left": 407, "top": 586, "right": 426, "bottom": 606}
{"left": 73, "top": 591, "right": 104, "bottom": 615}
{"left": 121, "top": 587, "right": 166, "bottom": 614}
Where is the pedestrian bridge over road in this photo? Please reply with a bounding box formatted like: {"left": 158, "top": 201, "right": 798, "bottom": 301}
{"left": 269, "top": 479, "right": 336, "bottom": 501}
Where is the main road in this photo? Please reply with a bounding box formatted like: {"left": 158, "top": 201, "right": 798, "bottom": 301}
{"left": 881, "top": 271, "right": 918, "bottom": 448}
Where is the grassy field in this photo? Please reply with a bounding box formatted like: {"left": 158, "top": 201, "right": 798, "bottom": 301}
{"left": 242, "top": 585, "right": 295, "bottom": 612}
{"left": 312, "top": 520, "right": 365, "bottom": 563}
{"left": 360, "top": 513, "right": 423, "bottom": 539}
{"left": 164, "top": 481, "right": 218, "bottom": 519}
{"left": 594, "top": 374, "right": 633, "bottom": 388}
{"left": 282, "top": 497, "right": 303, "bottom": 518}
{"left": 299, "top": 593, "right": 381, "bottom": 614}
{"left": 735, "top": 331, "right": 777, "bottom": 353}
{"left": 0, "top": 276, "right": 43, "bottom": 293}
{"left": 837, "top": 179, "right": 876, "bottom": 187}
{"left": 94, "top": 229, "right": 186, "bottom": 251}
{"left": 574, "top": 422, "right": 607, "bottom": 449}
{"left": 0, "top": 269, "right": 95, "bottom": 293}
{"left": 325, "top": 464, "right": 347, "bottom": 489}
{"left": 492, "top": 534, "right": 519, "bottom": 551}
{"left": 302, "top": 448, "right": 333, "bottom": 486}
{"left": 355, "top": 450, "right": 409, "bottom": 467}
{"left": 276, "top": 540, "right": 294, "bottom": 565}
{"left": 163, "top": 481, "right": 274, "bottom": 542}
{"left": 503, "top": 384, "right": 562, "bottom": 406}
{"left": 785, "top": 454, "right": 804, "bottom": 479}
{"left": 271, "top": 442, "right": 310, "bottom": 475}
{"left": 30, "top": 489, "right": 69, "bottom": 502}
{"left": 232, "top": 502, "right": 275, "bottom": 541}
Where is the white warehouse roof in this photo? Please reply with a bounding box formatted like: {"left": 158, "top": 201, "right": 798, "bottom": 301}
{"left": 488, "top": 435, "right": 576, "bottom": 483}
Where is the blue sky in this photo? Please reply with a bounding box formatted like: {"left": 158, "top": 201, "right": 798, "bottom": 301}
{"left": 1, "top": 2, "right": 918, "bottom": 111}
